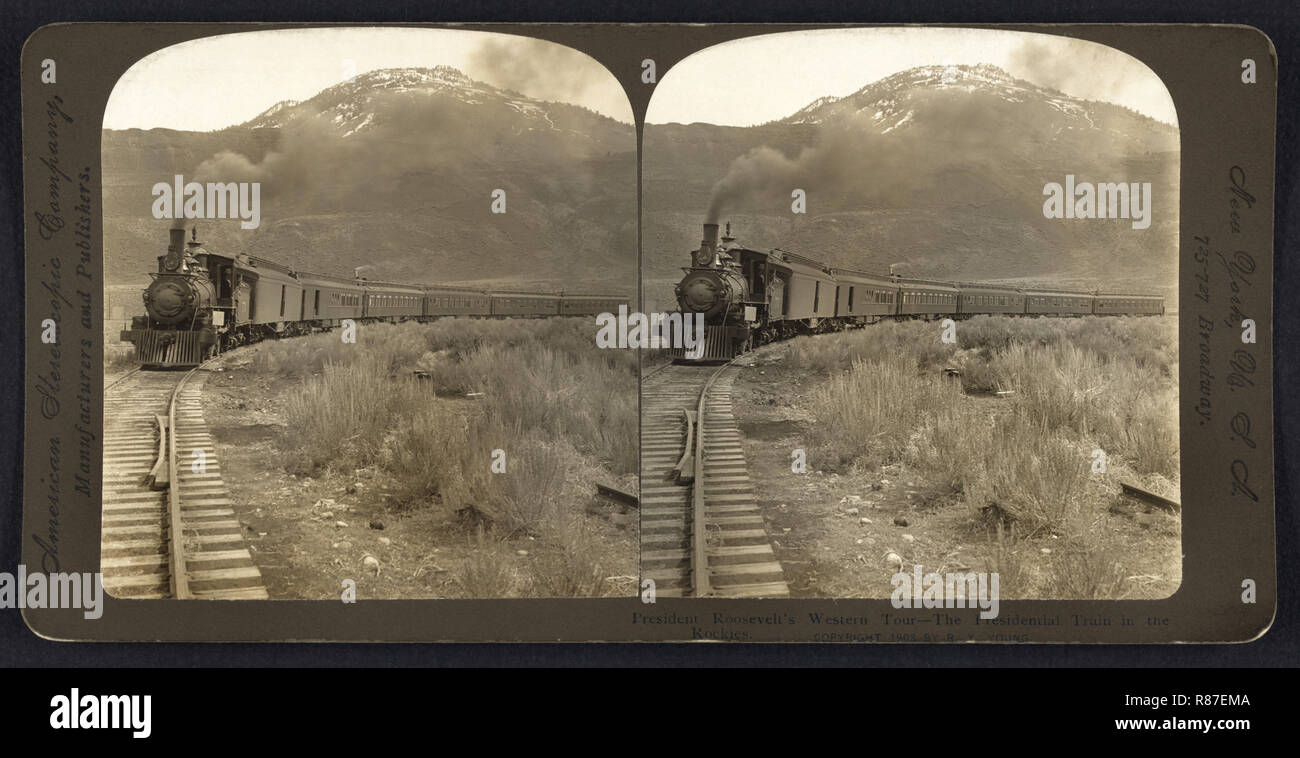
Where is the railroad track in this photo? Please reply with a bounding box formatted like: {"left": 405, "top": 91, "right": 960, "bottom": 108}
{"left": 640, "top": 361, "right": 789, "bottom": 597}
{"left": 101, "top": 362, "right": 267, "bottom": 599}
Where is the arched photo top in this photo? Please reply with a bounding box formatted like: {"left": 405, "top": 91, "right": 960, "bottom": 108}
{"left": 105, "top": 26, "right": 633, "bottom": 131}
{"left": 647, "top": 27, "right": 1176, "bottom": 130}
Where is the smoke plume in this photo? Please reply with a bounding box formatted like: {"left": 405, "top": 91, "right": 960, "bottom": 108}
{"left": 706, "top": 95, "right": 1016, "bottom": 223}
{"left": 1006, "top": 38, "right": 1151, "bottom": 118}
{"left": 468, "top": 37, "right": 607, "bottom": 107}
{"left": 191, "top": 90, "right": 518, "bottom": 214}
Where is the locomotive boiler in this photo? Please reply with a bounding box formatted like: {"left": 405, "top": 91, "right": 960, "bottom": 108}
{"left": 122, "top": 228, "right": 224, "bottom": 368}
{"left": 673, "top": 222, "right": 768, "bottom": 360}
{"left": 676, "top": 223, "right": 749, "bottom": 320}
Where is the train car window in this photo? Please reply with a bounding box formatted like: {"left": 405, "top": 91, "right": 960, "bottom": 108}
{"left": 280, "top": 285, "right": 286, "bottom": 317}
{"left": 314, "top": 290, "right": 320, "bottom": 314}
{"left": 814, "top": 282, "right": 820, "bottom": 312}
{"left": 300, "top": 289, "right": 306, "bottom": 318}
{"left": 848, "top": 287, "right": 855, "bottom": 311}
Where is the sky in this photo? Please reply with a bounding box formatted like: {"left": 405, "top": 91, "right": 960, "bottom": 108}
{"left": 103, "top": 27, "right": 632, "bottom": 130}
{"left": 646, "top": 27, "right": 1179, "bottom": 127}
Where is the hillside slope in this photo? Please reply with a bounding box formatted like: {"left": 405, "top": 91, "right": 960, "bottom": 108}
{"left": 644, "top": 64, "right": 1179, "bottom": 308}
{"left": 103, "top": 67, "right": 636, "bottom": 293}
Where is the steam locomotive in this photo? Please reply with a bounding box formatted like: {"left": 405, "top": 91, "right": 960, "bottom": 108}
{"left": 673, "top": 222, "right": 1166, "bottom": 361}
{"left": 121, "top": 227, "right": 629, "bottom": 368}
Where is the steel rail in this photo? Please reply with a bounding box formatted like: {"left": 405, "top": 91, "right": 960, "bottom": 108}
{"left": 104, "top": 366, "right": 142, "bottom": 393}
{"left": 690, "top": 359, "right": 738, "bottom": 597}
{"left": 165, "top": 361, "right": 214, "bottom": 599}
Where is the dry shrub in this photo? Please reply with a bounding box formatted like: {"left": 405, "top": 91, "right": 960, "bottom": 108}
{"left": 281, "top": 361, "right": 401, "bottom": 473}
{"left": 910, "top": 405, "right": 990, "bottom": 493}
{"left": 436, "top": 417, "right": 570, "bottom": 538}
{"left": 490, "top": 432, "right": 570, "bottom": 537}
{"left": 788, "top": 320, "right": 954, "bottom": 375}
{"left": 422, "top": 324, "right": 637, "bottom": 475}
{"left": 264, "top": 316, "right": 637, "bottom": 480}
{"left": 982, "top": 522, "right": 1031, "bottom": 597}
{"left": 1108, "top": 386, "right": 1180, "bottom": 479}
{"left": 384, "top": 396, "right": 468, "bottom": 505}
{"left": 528, "top": 518, "right": 608, "bottom": 597}
{"left": 808, "top": 358, "right": 962, "bottom": 471}
{"left": 456, "top": 528, "right": 522, "bottom": 598}
{"left": 962, "top": 411, "right": 1090, "bottom": 536}
{"left": 1039, "top": 534, "right": 1130, "bottom": 599}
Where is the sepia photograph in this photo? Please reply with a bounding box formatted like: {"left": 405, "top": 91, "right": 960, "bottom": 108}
{"left": 99, "top": 27, "right": 639, "bottom": 600}
{"left": 640, "top": 28, "right": 1181, "bottom": 602}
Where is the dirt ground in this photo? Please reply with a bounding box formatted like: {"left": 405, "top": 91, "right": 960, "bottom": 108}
{"left": 731, "top": 340, "right": 1182, "bottom": 600}
{"left": 198, "top": 346, "right": 638, "bottom": 600}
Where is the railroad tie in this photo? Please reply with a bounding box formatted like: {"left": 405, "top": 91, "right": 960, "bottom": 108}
{"left": 101, "top": 369, "right": 268, "bottom": 600}
{"left": 639, "top": 365, "right": 789, "bottom": 598}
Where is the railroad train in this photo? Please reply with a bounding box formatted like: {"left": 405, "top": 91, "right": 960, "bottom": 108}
{"left": 674, "top": 222, "right": 1166, "bottom": 361}
{"left": 122, "top": 227, "right": 629, "bottom": 368}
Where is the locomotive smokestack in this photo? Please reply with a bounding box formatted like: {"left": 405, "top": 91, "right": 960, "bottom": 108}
{"left": 700, "top": 223, "right": 720, "bottom": 258}
{"left": 169, "top": 228, "right": 186, "bottom": 256}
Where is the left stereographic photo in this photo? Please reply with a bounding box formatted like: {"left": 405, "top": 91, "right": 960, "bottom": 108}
{"left": 100, "top": 28, "right": 639, "bottom": 599}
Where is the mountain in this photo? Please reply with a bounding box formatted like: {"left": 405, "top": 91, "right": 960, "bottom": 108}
{"left": 101, "top": 67, "right": 636, "bottom": 293}
{"left": 643, "top": 64, "right": 1179, "bottom": 310}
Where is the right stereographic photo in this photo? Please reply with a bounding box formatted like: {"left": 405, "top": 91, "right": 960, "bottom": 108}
{"left": 640, "top": 28, "right": 1181, "bottom": 600}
